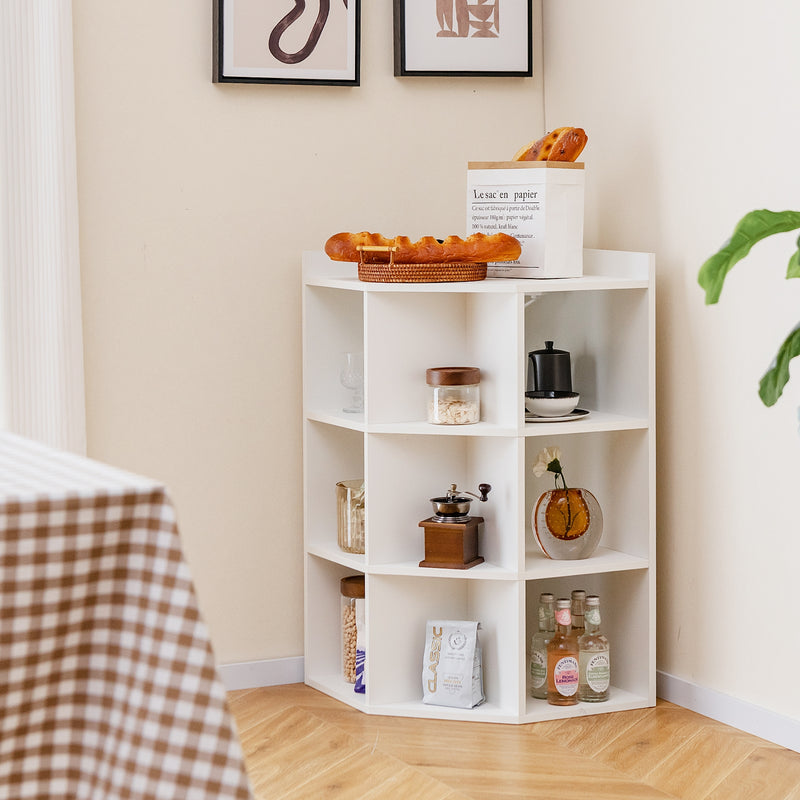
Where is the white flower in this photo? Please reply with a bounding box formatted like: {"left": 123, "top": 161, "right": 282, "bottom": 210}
{"left": 533, "top": 446, "right": 561, "bottom": 477}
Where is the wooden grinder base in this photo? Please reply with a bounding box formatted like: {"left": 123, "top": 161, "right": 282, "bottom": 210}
{"left": 418, "top": 516, "right": 484, "bottom": 569}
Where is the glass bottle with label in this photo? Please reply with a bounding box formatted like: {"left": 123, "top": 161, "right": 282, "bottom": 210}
{"left": 570, "top": 589, "right": 586, "bottom": 643}
{"left": 578, "top": 594, "right": 610, "bottom": 702}
{"left": 547, "top": 598, "right": 579, "bottom": 706}
{"left": 529, "top": 592, "right": 555, "bottom": 699}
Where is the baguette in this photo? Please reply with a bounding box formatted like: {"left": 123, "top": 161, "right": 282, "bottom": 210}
{"left": 324, "top": 231, "right": 521, "bottom": 264}
{"left": 513, "top": 127, "right": 587, "bottom": 162}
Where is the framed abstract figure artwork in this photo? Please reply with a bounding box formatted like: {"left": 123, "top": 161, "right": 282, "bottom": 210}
{"left": 393, "top": 0, "right": 532, "bottom": 77}
{"left": 214, "top": 0, "right": 361, "bottom": 85}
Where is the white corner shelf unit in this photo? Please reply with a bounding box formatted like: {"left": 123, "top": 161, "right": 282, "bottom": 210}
{"left": 302, "top": 248, "right": 656, "bottom": 724}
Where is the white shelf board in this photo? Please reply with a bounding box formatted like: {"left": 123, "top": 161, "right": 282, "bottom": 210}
{"left": 306, "top": 546, "right": 647, "bottom": 582}
{"left": 305, "top": 410, "right": 517, "bottom": 436}
{"left": 368, "top": 560, "right": 517, "bottom": 580}
{"left": 343, "top": 688, "right": 651, "bottom": 724}
{"left": 305, "top": 408, "right": 648, "bottom": 437}
{"left": 363, "top": 699, "right": 517, "bottom": 724}
{"left": 522, "top": 686, "right": 652, "bottom": 722}
{"left": 305, "top": 673, "right": 368, "bottom": 711}
{"left": 306, "top": 543, "right": 366, "bottom": 572}
{"left": 524, "top": 547, "right": 648, "bottom": 579}
{"left": 305, "top": 409, "right": 366, "bottom": 431}
{"left": 302, "top": 250, "right": 651, "bottom": 294}
{"left": 304, "top": 273, "right": 649, "bottom": 295}
{"left": 523, "top": 409, "right": 649, "bottom": 435}
{"left": 304, "top": 676, "right": 651, "bottom": 725}
{"left": 366, "top": 420, "right": 519, "bottom": 436}
{"left": 307, "top": 546, "right": 517, "bottom": 580}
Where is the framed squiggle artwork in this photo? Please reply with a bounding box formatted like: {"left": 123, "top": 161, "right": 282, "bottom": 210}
{"left": 393, "top": 0, "right": 531, "bottom": 76}
{"left": 214, "top": 0, "right": 360, "bottom": 85}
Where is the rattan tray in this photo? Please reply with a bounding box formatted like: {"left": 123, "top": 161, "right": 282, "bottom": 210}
{"left": 357, "top": 261, "right": 487, "bottom": 283}
{"left": 356, "top": 245, "right": 487, "bottom": 283}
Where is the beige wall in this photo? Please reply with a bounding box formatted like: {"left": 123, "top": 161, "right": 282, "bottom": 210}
{"left": 543, "top": 1, "right": 800, "bottom": 721}
{"left": 72, "top": 2, "right": 545, "bottom": 664}
{"left": 74, "top": 0, "right": 800, "bottom": 724}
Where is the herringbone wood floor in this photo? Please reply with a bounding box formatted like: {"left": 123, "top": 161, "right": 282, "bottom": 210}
{"left": 228, "top": 684, "right": 800, "bottom": 799}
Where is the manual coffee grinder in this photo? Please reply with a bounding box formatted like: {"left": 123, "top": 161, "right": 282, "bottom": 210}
{"left": 419, "top": 482, "right": 491, "bottom": 569}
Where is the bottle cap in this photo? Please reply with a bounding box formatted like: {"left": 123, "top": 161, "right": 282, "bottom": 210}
{"left": 539, "top": 593, "right": 554, "bottom": 602}
{"left": 556, "top": 598, "right": 570, "bottom": 609}
{"left": 585, "top": 595, "right": 600, "bottom": 606}
{"left": 571, "top": 589, "right": 586, "bottom": 599}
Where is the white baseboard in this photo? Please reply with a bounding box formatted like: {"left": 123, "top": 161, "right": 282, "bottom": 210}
{"left": 657, "top": 670, "right": 799, "bottom": 753}
{"left": 218, "top": 661, "right": 798, "bottom": 752}
{"left": 218, "top": 656, "right": 305, "bottom": 692}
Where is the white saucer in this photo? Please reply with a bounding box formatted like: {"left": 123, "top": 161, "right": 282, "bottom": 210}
{"left": 525, "top": 408, "right": 589, "bottom": 423}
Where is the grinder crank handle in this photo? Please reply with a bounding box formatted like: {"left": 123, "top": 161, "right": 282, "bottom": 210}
{"left": 445, "top": 483, "right": 492, "bottom": 502}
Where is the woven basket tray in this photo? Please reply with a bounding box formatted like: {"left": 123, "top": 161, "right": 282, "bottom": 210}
{"left": 357, "top": 261, "right": 487, "bottom": 283}
{"left": 356, "top": 245, "right": 487, "bottom": 283}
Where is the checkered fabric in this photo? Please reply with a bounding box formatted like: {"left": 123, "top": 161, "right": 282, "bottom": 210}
{"left": 0, "top": 433, "right": 253, "bottom": 800}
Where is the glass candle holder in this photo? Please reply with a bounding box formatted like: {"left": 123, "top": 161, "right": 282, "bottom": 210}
{"left": 336, "top": 479, "right": 365, "bottom": 554}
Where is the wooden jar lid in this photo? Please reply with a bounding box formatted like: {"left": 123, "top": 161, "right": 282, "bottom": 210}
{"left": 426, "top": 367, "right": 480, "bottom": 386}
{"left": 340, "top": 575, "right": 365, "bottom": 598}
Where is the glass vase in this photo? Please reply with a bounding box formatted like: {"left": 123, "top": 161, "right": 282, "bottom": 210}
{"left": 532, "top": 488, "right": 603, "bottom": 560}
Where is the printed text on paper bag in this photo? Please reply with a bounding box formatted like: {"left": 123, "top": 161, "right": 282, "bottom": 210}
{"left": 470, "top": 187, "right": 540, "bottom": 238}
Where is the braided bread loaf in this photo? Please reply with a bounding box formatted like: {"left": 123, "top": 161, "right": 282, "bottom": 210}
{"left": 325, "top": 231, "right": 521, "bottom": 264}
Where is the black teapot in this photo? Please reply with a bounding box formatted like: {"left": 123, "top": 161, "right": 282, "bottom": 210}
{"left": 527, "top": 341, "right": 572, "bottom": 393}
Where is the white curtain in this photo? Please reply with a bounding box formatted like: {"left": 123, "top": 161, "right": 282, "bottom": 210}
{"left": 0, "top": 0, "right": 86, "bottom": 454}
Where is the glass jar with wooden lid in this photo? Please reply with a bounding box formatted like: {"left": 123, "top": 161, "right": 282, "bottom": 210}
{"left": 426, "top": 367, "right": 480, "bottom": 425}
{"left": 340, "top": 575, "right": 365, "bottom": 684}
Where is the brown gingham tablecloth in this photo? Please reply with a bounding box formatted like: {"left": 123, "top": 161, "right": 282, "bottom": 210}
{"left": 0, "top": 433, "right": 253, "bottom": 800}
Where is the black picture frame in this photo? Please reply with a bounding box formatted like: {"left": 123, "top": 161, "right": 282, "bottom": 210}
{"left": 213, "top": 0, "right": 361, "bottom": 86}
{"left": 393, "top": 0, "right": 532, "bottom": 77}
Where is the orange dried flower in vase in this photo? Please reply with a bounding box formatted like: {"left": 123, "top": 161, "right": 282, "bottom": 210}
{"left": 531, "top": 447, "right": 603, "bottom": 560}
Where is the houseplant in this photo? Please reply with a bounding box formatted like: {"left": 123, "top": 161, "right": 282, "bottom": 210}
{"left": 698, "top": 209, "right": 800, "bottom": 406}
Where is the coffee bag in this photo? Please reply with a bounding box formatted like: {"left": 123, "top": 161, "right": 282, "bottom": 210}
{"left": 422, "top": 620, "right": 484, "bottom": 709}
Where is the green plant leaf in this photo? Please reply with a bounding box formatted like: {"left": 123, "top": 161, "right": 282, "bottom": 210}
{"left": 787, "top": 234, "right": 800, "bottom": 279}
{"left": 758, "top": 322, "right": 800, "bottom": 406}
{"left": 698, "top": 210, "right": 800, "bottom": 305}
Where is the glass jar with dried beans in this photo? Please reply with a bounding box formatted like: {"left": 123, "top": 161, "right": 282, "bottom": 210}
{"left": 340, "top": 575, "right": 365, "bottom": 684}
